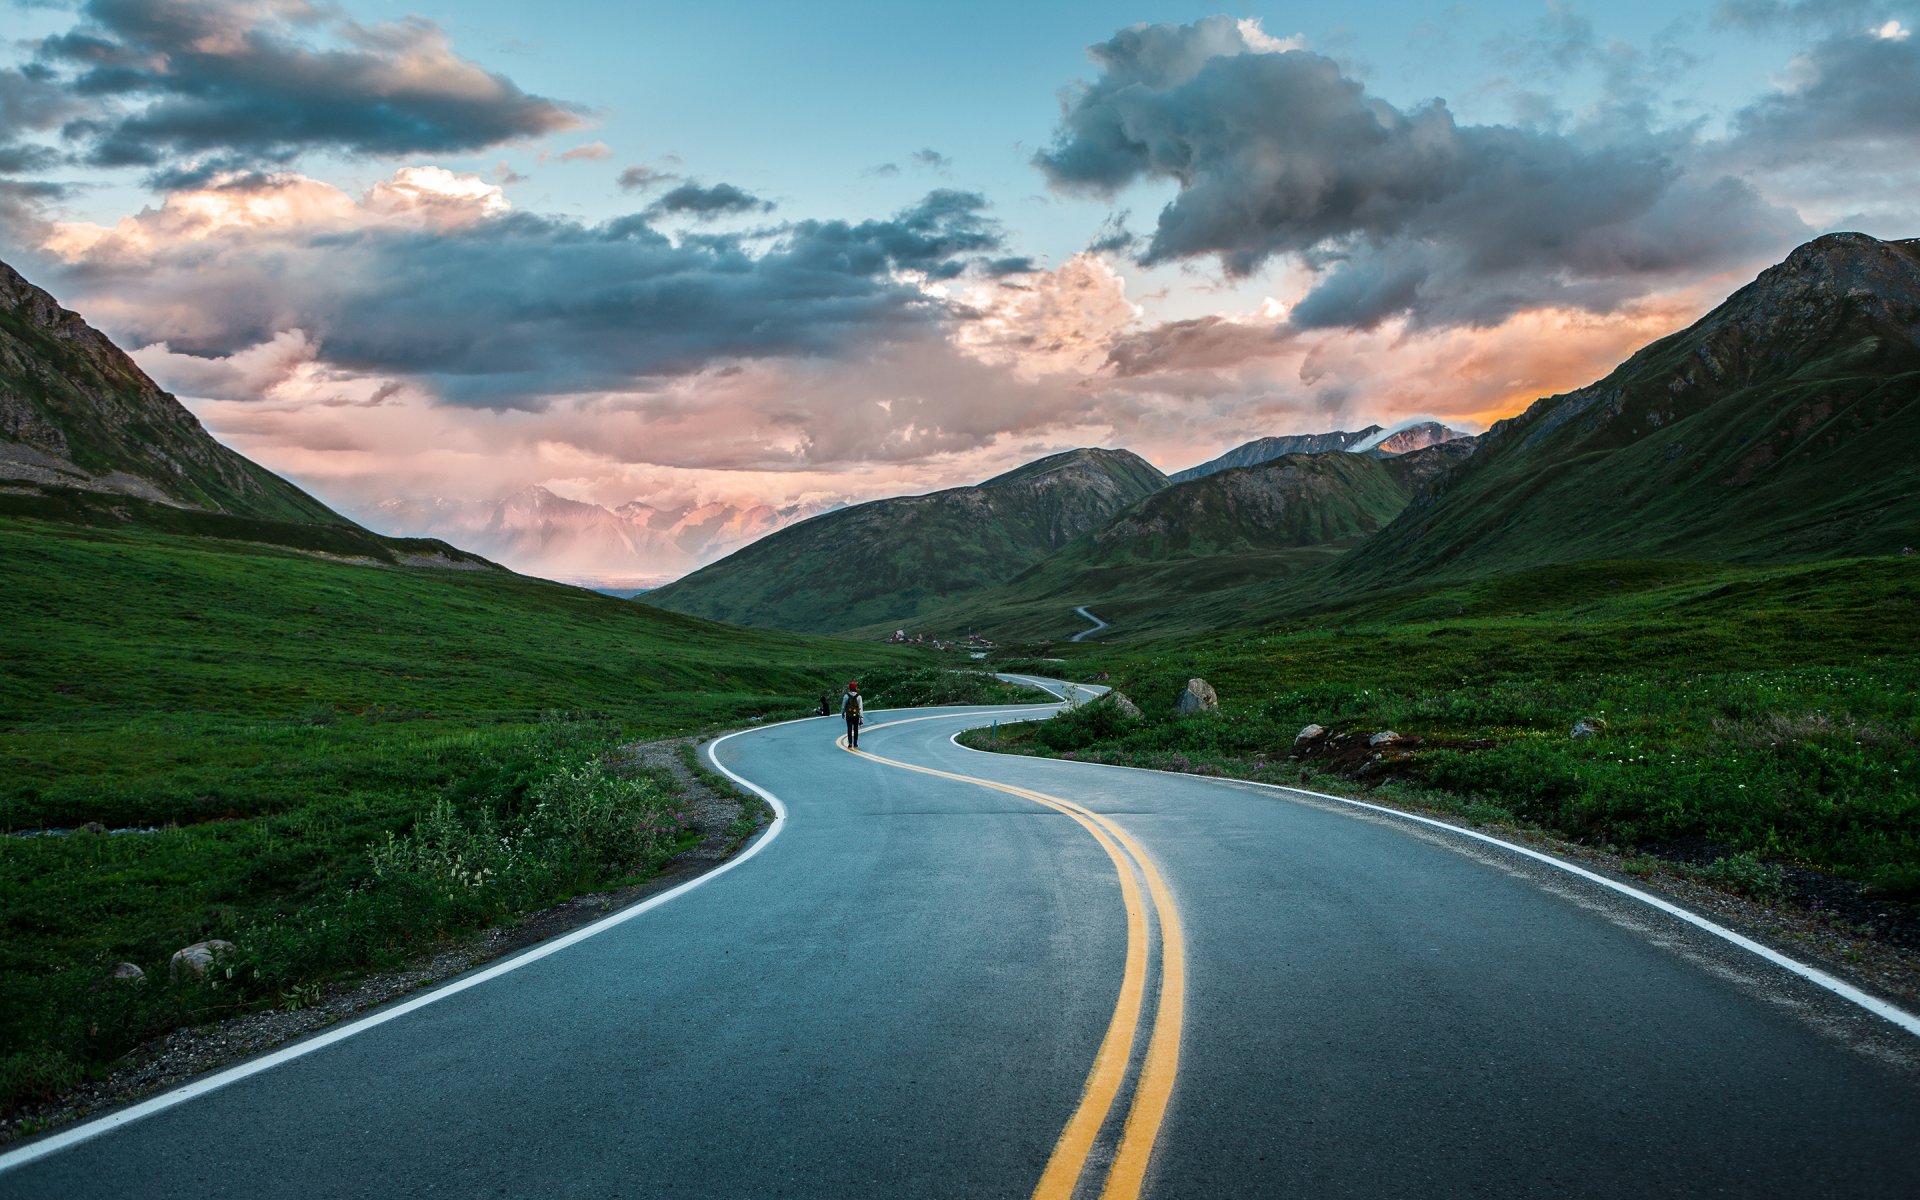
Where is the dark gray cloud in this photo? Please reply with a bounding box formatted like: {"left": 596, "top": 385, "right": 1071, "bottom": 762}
{"left": 0, "top": 178, "right": 64, "bottom": 236}
{"left": 51, "top": 187, "right": 1008, "bottom": 407}
{"left": 25, "top": 0, "right": 581, "bottom": 172}
{"left": 0, "top": 141, "right": 58, "bottom": 173}
{"left": 618, "top": 164, "right": 677, "bottom": 192}
{"left": 645, "top": 181, "right": 774, "bottom": 220}
{"left": 1036, "top": 16, "right": 1803, "bottom": 329}
{"left": 1729, "top": 29, "right": 1920, "bottom": 156}
{"left": 0, "top": 61, "right": 86, "bottom": 134}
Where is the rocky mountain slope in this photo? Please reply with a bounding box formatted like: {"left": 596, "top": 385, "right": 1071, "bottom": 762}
{"left": 1169, "top": 421, "right": 1473, "bottom": 482}
{"left": 1170, "top": 427, "right": 1382, "bottom": 482}
{"left": 896, "top": 445, "right": 1472, "bottom": 640}
{"left": 1360, "top": 421, "right": 1477, "bottom": 457}
{"left": 1084, "top": 452, "right": 1413, "bottom": 562}
{"left": 0, "top": 258, "right": 341, "bottom": 524}
{"left": 1327, "top": 231, "right": 1920, "bottom": 591}
{"left": 370, "top": 487, "right": 814, "bottom": 584}
{"left": 644, "top": 448, "right": 1169, "bottom": 632}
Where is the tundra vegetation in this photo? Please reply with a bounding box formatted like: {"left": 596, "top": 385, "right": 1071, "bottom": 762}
{"left": 0, "top": 515, "right": 1018, "bottom": 1117}
{"left": 970, "top": 556, "right": 1920, "bottom": 902}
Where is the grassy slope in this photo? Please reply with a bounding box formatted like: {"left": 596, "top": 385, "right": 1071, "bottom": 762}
{"left": 646, "top": 449, "right": 1169, "bottom": 634}
{"left": 1321, "top": 240, "right": 1920, "bottom": 597}
{"left": 888, "top": 452, "right": 1418, "bottom": 642}
{"left": 978, "top": 555, "right": 1920, "bottom": 895}
{"left": 0, "top": 514, "right": 936, "bottom": 1113}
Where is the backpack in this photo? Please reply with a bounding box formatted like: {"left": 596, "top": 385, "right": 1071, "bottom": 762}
{"left": 844, "top": 691, "right": 863, "bottom": 720}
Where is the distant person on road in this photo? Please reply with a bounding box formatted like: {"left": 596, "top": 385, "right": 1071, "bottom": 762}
{"left": 818, "top": 692, "right": 832, "bottom": 717}
{"left": 841, "top": 681, "right": 864, "bottom": 748}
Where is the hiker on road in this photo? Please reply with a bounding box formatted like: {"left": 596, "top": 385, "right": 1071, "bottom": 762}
{"left": 841, "top": 681, "right": 864, "bottom": 748}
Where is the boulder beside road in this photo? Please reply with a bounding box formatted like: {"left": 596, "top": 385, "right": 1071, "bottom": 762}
{"left": 1176, "top": 678, "right": 1219, "bottom": 715}
{"left": 170, "top": 939, "right": 236, "bottom": 981}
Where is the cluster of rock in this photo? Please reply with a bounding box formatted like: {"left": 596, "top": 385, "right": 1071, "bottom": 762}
{"left": 106, "top": 938, "right": 237, "bottom": 987}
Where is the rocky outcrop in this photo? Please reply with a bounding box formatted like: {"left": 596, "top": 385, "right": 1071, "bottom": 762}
{"left": 1171, "top": 427, "right": 1382, "bottom": 482}
{"left": 169, "top": 939, "right": 236, "bottom": 981}
{"left": 1363, "top": 421, "right": 1475, "bottom": 456}
{"left": 1175, "top": 678, "right": 1218, "bottom": 715}
{"left": 0, "top": 257, "right": 343, "bottom": 524}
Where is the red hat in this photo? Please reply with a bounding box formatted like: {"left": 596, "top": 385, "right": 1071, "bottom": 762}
{"left": 848, "top": 681, "right": 858, "bottom": 690}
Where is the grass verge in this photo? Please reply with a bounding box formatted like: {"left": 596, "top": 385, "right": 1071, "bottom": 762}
{"left": 966, "top": 557, "right": 1920, "bottom": 906}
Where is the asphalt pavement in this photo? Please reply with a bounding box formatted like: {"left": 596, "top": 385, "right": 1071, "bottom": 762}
{"left": 5, "top": 685, "right": 1917, "bottom": 1198}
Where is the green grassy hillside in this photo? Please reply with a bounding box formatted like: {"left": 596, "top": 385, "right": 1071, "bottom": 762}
{"left": 976, "top": 555, "right": 1920, "bottom": 903}
{"left": 646, "top": 447, "right": 1169, "bottom": 633}
{"left": 0, "top": 514, "right": 932, "bottom": 1116}
{"left": 892, "top": 448, "right": 1463, "bottom": 642}
{"left": 1324, "top": 233, "right": 1920, "bottom": 594}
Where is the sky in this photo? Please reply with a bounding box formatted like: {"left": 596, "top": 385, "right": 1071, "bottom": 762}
{"left": 2, "top": 0, "right": 1916, "bottom": 553}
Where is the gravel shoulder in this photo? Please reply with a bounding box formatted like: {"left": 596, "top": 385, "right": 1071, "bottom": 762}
{"left": 1, "top": 734, "right": 766, "bottom": 1148}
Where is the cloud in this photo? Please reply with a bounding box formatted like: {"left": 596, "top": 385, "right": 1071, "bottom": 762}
{"left": 559, "top": 141, "right": 612, "bottom": 162}
{"left": 912, "top": 148, "right": 952, "bottom": 172}
{"left": 644, "top": 180, "right": 774, "bottom": 220}
{"left": 617, "top": 164, "right": 678, "bottom": 192}
{"left": 951, "top": 253, "right": 1141, "bottom": 376}
{"left": 26, "top": 0, "right": 582, "bottom": 173}
{"left": 1035, "top": 17, "right": 1804, "bottom": 330}
{"left": 40, "top": 170, "right": 1011, "bottom": 411}
{"left": 863, "top": 162, "right": 901, "bottom": 178}
{"left": 1729, "top": 28, "right": 1920, "bottom": 155}
{"left": 1103, "top": 315, "right": 1291, "bottom": 378}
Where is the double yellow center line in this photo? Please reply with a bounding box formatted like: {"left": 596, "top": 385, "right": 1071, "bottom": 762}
{"left": 841, "top": 713, "right": 1185, "bottom": 1200}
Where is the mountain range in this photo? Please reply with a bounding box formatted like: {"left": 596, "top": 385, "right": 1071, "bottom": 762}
{"left": 648, "top": 232, "right": 1920, "bottom": 640}
{"left": 368, "top": 488, "right": 823, "bottom": 587}
{"left": 1170, "top": 420, "right": 1473, "bottom": 482}
{"left": 7, "top": 231, "right": 1914, "bottom": 646}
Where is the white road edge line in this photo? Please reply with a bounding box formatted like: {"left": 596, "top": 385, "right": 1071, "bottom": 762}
{"left": 946, "top": 726, "right": 1920, "bottom": 1040}
{"left": 0, "top": 718, "right": 806, "bottom": 1176}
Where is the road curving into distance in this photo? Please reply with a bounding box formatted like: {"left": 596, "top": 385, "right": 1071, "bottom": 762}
{"left": 5, "top": 679, "right": 1918, "bottom": 1197}
{"left": 1071, "top": 606, "right": 1109, "bottom": 642}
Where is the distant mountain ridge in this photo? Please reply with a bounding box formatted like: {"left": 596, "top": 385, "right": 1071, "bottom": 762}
{"left": 892, "top": 440, "right": 1478, "bottom": 640}
{"left": 0, "top": 258, "right": 341, "bottom": 524}
{"left": 644, "top": 447, "right": 1169, "bottom": 632}
{"left": 371, "top": 486, "right": 819, "bottom": 583}
{"left": 1170, "top": 428, "right": 1380, "bottom": 482}
{"left": 1171, "top": 420, "right": 1474, "bottom": 482}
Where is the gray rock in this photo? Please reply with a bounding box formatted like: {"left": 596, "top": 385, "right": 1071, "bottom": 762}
{"left": 80, "top": 821, "right": 107, "bottom": 834}
{"left": 1175, "top": 678, "right": 1218, "bottom": 715}
{"left": 109, "top": 962, "right": 145, "bottom": 984}
{"left": 1097, "top": 691, "right": 1143, "bottom": 719}
{"left": 1571, "top": 719, "right": 1606, "bottom": 739}
{"left": 170, "top": 939, "right": 237, "bottom": 981}
{"left": 1295, "top": 723, "right": 1327, "bottom": 743}
{"left": 1369, "top": 731, "right": 1401, "bottom": 746}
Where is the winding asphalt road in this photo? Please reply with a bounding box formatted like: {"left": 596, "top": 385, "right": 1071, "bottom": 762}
{"left": 5, "top": 682, "right": 1918, "bottom": 1198}
{"left": 1071, "top": 606, "right": 1109, "bottom": 642}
